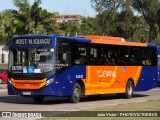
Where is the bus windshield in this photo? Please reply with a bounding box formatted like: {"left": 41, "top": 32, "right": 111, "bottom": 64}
{"left": 9, "top": 47, "right": 54, "bottom": 73}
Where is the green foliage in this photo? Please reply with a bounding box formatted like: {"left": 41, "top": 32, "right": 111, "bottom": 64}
{"left": 81, "top": 17, "right": 97, "bottom": 35}
{"left": 115, "top": 9, "right": 147, "bottom": 42}
{"left": 132, "top": 0, "right": 160, "bottom": 44}
{"left": 59, "top": 22, "right": 77, "bottom": 36}
{"left": 0, "top": 0, "right": 58, "bottom": 44}
{"left": 0, "top": 10, "right": 17, "bottom": 44}
{"left": 0, "top": 0, "right": 160, "bottom": 44}
{"left": 11, "top": 0, "right": 55, "bottom": 34}
{"left": 90, "top": 0, "right": 159, "bottom": 43}
{"left": 91, "top": 0, "right": 122, "bottom": 35}
{"left": 0, "top": 64, "right": 8, "bottom": 69}
{"left": 58, "top": 17, "right": 98, "bottom": 36}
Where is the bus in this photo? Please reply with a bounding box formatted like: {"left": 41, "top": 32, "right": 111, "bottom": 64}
{"left": 8, "top": 35, "right": 158, "bottom": 103}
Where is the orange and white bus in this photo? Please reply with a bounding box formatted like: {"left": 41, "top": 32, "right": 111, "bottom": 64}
{"left": 8, "top": 35, "right": 158, "bottom": 103}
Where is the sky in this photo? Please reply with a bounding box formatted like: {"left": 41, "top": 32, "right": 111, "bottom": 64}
{"left": 0, "top": 0, "right": 97, "bottom": 17}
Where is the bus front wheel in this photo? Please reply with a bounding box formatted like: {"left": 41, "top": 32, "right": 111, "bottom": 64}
{"left": 123, "top": 80, "right": 134, "bottom": 99}
{"left": 68, "top": 83, "right": 81, "bottom": 103}
{"left": 33, "top": 96, "right": 45, "bottom": 103}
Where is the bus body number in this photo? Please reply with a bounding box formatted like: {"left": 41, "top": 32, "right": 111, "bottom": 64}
{"left": 76, "top": 75, "right": 84, "bottom": 79}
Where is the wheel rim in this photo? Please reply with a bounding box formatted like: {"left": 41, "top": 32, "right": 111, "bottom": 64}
{"left": 73, "top": 87, "right": 80, "bottom": 98}
{"left": 127, "top": 84, "right": 133, "bottom": 95}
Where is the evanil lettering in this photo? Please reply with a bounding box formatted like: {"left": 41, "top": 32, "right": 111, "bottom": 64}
{"left": 97, "top": 70, "right": 116, "bottom": 77}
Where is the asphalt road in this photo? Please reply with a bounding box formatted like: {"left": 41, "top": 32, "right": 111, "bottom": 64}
{"left": 0, "top": 85, "right": 160, "bottom": 111}
{"left": 0, "top": 84, "right": 160, "bottom": 119}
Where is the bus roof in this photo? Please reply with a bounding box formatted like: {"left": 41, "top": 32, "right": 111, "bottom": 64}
{"left": 10, "top": 34, "right": 156, "bottom": 48}
{"left": 84, "top": 35, "right": 126, "bottom": 42}
{"left": 83, "top": 35, "right": 156, "bottom": 47}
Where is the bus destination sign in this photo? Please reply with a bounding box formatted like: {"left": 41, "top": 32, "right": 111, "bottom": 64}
{"left": 13, "top": 38, "right": 52, "bottom": 45}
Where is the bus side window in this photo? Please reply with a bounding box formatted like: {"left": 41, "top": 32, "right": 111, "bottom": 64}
{"left": 57, "top": 41, "right": 71, "bottom": 68}
{"left": 73, "top": 43, "right": 87, "bottom": 65}
{"left": 62, "top": 53, "right": 66, "bottom": 63}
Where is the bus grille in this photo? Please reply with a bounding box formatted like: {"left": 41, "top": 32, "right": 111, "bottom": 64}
{"left": 8, "top": 71, "right": 54, "bottom": 80}
{"left": 11, "top": 75, "right": 44, "bottom": 80}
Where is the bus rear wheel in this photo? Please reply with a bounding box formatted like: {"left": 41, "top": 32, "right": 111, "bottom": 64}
{"left": 123, "top": 80, "right": 134, "bottom": 99}
{"left": 33, "top": 96, "right": 45, "bottom": 103}
{"left": 68, "top": 83, "right": 81, "bottom": 103}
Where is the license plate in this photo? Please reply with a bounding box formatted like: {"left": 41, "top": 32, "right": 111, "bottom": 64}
{"left": 22, "top": 91, "right": 31, "bottom": 95}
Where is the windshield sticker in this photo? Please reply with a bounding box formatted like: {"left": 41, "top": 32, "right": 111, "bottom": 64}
{"left": 34, "top": 69, "right": 41, "bottom": 73}
{"left": 23, "top": 66, "right": 27, "bottom": 73}
{"left": 11, "top": 66, "right": 22, "bottom": 71}
{"left": 28, "top": 66, "right": 35, "bottom": 73}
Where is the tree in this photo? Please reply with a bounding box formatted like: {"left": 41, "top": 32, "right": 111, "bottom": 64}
{"left": 115, "top": 10, "right": 136, "bottom": 39}
{"left": 90, "top": 0, "right": 146, "bottom": 42}
{"left": 115, "top": 1, "right": 148, "bottom": 42}
{"left": 11, "top": 0, "right": 56, "bottom": 34}
{"left": 59, "top": 22, "right": 77, "bottom": 36}
{"left": 0, "top": 10, "right": 18, "bottom": 44}
{"left": 80, "top": 17, "right": 97, "bottom": 35}
{"left": 0, "top": 12, "right": 4, "bottom": 44}
{"left": 91, "top": 0, "right": 122, "bottom": 35}
{"left": 12, "top": 0, "right": 33, "bottom": 34}
{"left": 0, "top": 0, "right": 58, "bottom": 44}
{"left": 132, "top": 0, "right": 160, "bottom": 44}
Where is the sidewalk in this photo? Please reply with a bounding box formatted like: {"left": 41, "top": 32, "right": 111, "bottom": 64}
{"left": 0, "top": 84, "right": 7, "bottom": 92}
{"left": 0, "top": 89, "right": 7, "bottom": 92}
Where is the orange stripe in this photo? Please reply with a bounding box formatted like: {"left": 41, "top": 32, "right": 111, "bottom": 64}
{"left": 84, "top": 35, "right": 147, "bottom": 46}
{"left": 88, "top": 66, "right": 91, "bottom": 82}
{"left": 86, "top": 86, "right": 125, "bottom": 90}
{"left": 84, "top": 66, "right": 142, "bottom": 95}
{"left": 11, "top": 79, "right": 46, "bottom": 83}
{"left": 92, "top": 40, "right": 147, "bottom": 47}
{"left": 84, "top": 35, "right": 125, "bottom": 42}
{"left": 11, "top": 78, "right": 46, "bottom": 90}
{"left": 110, "top": 66, "right": 117, "bottom": 86}
{"left": 134, "top": 66, "right": 142, "bottom": 86}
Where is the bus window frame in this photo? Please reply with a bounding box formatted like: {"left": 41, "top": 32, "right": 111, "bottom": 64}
{"left": 71, "top": 42, "right": 157, "bottom": 66}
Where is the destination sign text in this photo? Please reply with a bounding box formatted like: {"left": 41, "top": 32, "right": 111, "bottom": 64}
{"left": 13, "top": 38, "right": 52, "bottom": 45}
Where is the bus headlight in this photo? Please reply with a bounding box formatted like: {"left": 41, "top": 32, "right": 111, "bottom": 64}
{"left": 8, "top": 79, "right": 11, "bottom": 84}
{"left": 46, "top": 78, "right": 54, "bottom": 86}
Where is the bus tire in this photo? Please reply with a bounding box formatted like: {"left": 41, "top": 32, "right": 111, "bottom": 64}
{"left": 123, "top": 80, "right": 134, "bottom": 99}
{"left": 68, "top": 83, "right": 81, "bottom": 103}
{"left": 33, "top": 96, "right": 45, "bottom": 103}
